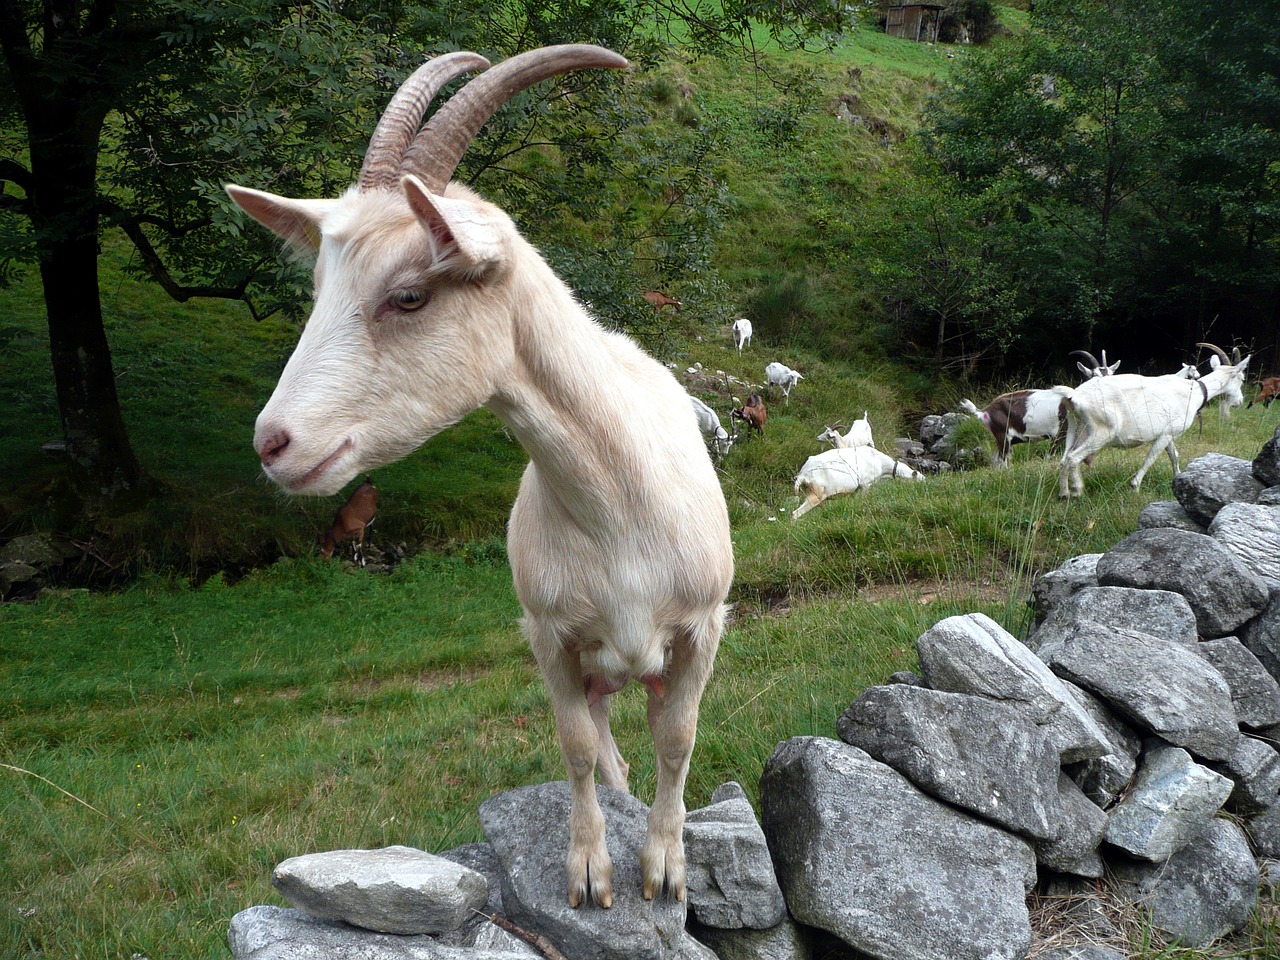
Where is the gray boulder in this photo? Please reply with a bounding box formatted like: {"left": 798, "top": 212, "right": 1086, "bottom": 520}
{"left": 1031, "top": 554, "right": 1102, "bottom": 624}
{"left": 760, "top": 736, "right": 1036, "bottom": 960}
{"left": 1058, "top": 680, "right": 1142, "bottom": 808}
{"left": 1209, "top": 501, "right": 1280, "bottom": 588}
{"left": 1253, "top": 423, "right": 1280, "bottom": 487}
{"left": 271, "top": 846, "right": 489, "bottom": 936}
{"left": 1214, "top": 734, "right": 1280, "bottom": 815}
{"left": 1172, "top": 452, "right": 1264, "bottom": 524}
{"left": 478, "top": 782, "right": 694, "bottom": 960}
{"left": 1241, "top": 586, "right": 1280, "bottom": 682}
{"left": 1111, "top": 818, "right": 1259, "bottom": 948}
{"left": 1246, "top": 800, "right": 1280, "bottom": 858}
{"left": 688, "top": 917, "right": 810, "bottom": 960}
{"left": 1034, "top": 772, "right": 1107, "bottom": 877}
{"left": 1263, "top": 486, "right": 1280, "bottom": 505}
{"left": 1103, "top": 743, "right": 1233, "bottom": 860}
{"left": 916, "top": 613, "right": 1109, "bottom": 762}
{"left": 683, "top": 781, "right": 786, "bottom": 929}
{"left": 1028, "top": 586, "right": 1198, "bottom": 657}
{"left": 1040, "top": 623, "right": 1239, "bottom": 762}
{"left": 1096, "top": 527, "right": 1269, "bottom": 637}
{"left": 1137, "top": 500, "right": 1206, "bottom": 533}
{"left": 1197, "top": 636, "right": 1280, "bottom": 729}
{"left": 837, "top": 684, "right": 1063, "bottom": 840}
{"left": 227, "top": 905, "right": 533, "bottom": 960}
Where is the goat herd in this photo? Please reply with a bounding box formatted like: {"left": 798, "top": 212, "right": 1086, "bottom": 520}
{"left": 687, "top": 336, "right": 1270, "bottom": 518}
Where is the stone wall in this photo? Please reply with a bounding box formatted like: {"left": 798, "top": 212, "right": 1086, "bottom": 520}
{"left": 228, "top": 424, "right": 1280, "bottom": 960}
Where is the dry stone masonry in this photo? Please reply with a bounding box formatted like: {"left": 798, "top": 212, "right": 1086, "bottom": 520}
{"left": 229, "top": 424, "right": 1280, "bottom": 959}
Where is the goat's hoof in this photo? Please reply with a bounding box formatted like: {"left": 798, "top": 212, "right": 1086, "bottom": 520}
{"left": 640, "top": 844, "right": 686, "bottom": 902}
{"left": 567, "top": 851, "right": 613, "bottom": 909}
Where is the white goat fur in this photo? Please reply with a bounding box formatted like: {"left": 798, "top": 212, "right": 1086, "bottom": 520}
{"left": 818, "top": 411, "right": 873, "bottom": 449}
{"left": 792, "top": 446, "right": 920, "bottom": 519}
{"left": 765, "top": 361, "right": 804, "bottom": 398}
{"left": 689, "top": 394, "right": 733, "bottom": 458}
{"left": 1057, "top": 356, "right": 1250, "bottom": 497}
{"left": 732, "top": 317, "right": 752, "bottom": 352}
{"left": 229, "top": 165, "right": 732, "bottom": 906}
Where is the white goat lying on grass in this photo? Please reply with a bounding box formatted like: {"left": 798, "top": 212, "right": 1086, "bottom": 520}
{"left": 792, "top": 446, "right": 921, "bottom": 519}
{"left": 1057, "top": 342, "right": 1250, "bottom": 497}
{"left": 227, "top": 45, "right": 733, "bottom": 910}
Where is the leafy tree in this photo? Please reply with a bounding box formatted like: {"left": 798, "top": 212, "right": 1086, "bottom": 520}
{"left": 921, "top": 0, "right": 1279, "bottom": 369}
{"left": 0, "top": 0, "right": 844, "bottom": 508}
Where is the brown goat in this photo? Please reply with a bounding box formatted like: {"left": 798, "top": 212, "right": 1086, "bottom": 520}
{"left": 730, "top": 393, "right": 767, "bottom": 436}
{"left": 642, "top": 290, "right": 682, "bottom": 313}
{"left": 1249, "top": 377, "right": 1280, "bottom": 408}
{"left": 320, "top": 479, "right": 377, "bottom": 565}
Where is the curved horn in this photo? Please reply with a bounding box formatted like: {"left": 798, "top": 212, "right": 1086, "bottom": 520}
{"left": 1232, "top": 346, "right": 1242, "bottom": 363}
{"left": 358, "top": 51, "right": 491, "bottom": 192}
{"left": 398, "top": 44, "right": 629, "bottom": 193}
{"left": 1069, "top": 349, "right": 1101, "bottom": 369}
{"left": 1196, "top": 342, "right": 1231, "bottom": 365}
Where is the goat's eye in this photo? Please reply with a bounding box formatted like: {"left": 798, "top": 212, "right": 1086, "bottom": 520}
{"left": 389, "top": 289, "right": 430, "bottom": 312}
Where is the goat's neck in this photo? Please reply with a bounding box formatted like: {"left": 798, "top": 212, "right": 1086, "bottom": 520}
{"left": 485, "top": 274, "right": 647, "bottom": 514}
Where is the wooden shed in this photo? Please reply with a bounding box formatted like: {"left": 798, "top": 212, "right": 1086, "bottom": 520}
{"left": 884, "top": 4, "right": 945, "bottom": 42}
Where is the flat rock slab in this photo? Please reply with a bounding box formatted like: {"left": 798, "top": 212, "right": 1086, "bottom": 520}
{"left": 1197, "top": 637, "right": 1280, "bottom": 730}
{"left": 837, "top": 684, "right": 1062, "bottom": 840}
{"left": 1032, "top": 554, "right": 1102, "bottom": 624}
{"left": 227, "top": 904, "right": 534, "bottom": 959}
{"left": 916, "top": 612, "right": 1109, "bottom": 762}
{"left": 761, "top": 736, "right": 1036, "bottom": 960}
{"left": 1041, "top": 623, "right": 1239, "bottom": 762}
{"left": 478, "top": 782, "right": 692, "bottom": 960}
{"left": 1030, "top": 586, "right": 1198, "bottom": 657}
{"left": 272, "top": 845, "right": 489, "bottom": 935}
{"left": 1096, "top": 527, "right": 1269, "bottom": 637}
{"left": 1137, "top": 500, "right": 1205, "bottom": 533}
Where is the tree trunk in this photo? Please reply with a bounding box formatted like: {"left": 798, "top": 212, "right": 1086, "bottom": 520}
{"left": 28, "top": 94, "right": 146, "bottom": 503}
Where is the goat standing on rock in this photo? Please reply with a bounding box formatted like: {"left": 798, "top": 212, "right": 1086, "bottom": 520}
{"left": 227, "top": 46, "right": 733, "bottom": 910}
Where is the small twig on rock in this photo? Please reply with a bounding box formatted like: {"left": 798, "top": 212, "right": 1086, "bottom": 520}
{"left": 471, "top": 909, "right": 568, "bottom": 960}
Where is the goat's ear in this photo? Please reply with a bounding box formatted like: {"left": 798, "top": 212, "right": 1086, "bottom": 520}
{"left": 401, "top": 175, "right": 507, "bottom": 277}
{"left": 225, "top": 185, "right": 333, "bottom": 252}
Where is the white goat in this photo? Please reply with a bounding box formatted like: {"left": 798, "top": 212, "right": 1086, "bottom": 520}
{"left": 792, "top": 446, "right": 921, "bottom": 519}
{"left": 1057, "top": 343, "right": 1250, "bottom": 497}
{"left": 765, "top": 361, "right": 804, "bottom": 399}
{"left": 817, "top": 411, "right": 874, "bottom": 449}
{"left": 1071, "top": 349, "right": 1121, "bottom": 379}
{"left": 227, "top": 46, "right": 733, "bottom": 910}
{"left": 732, "top": 317, "right": 753, "bottom": 352}
{"left": 689, "top": 394, "right": 734, "bottom": 459}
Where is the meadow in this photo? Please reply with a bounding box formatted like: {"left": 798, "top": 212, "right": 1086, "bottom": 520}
{"left": 4, "top": 12, "right": 1280, "bottom": 960}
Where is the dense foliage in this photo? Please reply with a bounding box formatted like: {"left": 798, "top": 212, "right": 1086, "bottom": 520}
{"left": 901, "top": 0, "right": 1280, "bottom": 373}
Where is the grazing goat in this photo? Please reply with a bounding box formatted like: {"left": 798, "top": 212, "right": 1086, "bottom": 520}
{"left": 643, "top": 290, "right": 682, "bottom": 312}
{"left": 792, "top": 447, "right": 921, "bottom": 519}
{"left": 817, "top": 411, "right": 874, "bottom": 449}
{"left": 958, "top": 390, "right": 1067, "bottom": 467}
{"left": 689, "top": 395, "right": 734, "bottom": 459}
{"left": 319, "top": 478, "right": 377, "bottom": 565}
{"left": 228, "top": 46, "right": 733, "bottom": 910}
{"left": 765, "top": 361, "right": 804, "bottom": 399}
{"left": 1071, "top": 349, "right": 1121, "bottom": 379}
{"left": 732, "top": 317, "right": 753, "bottom": 352}
{"left": 1250, "top": 377, "right": 1280, "bottom": 408}
{"left": 730, "top": 393, "right": 767, "bottom": 436}
{"left": 1057, "top": 342, "right": 1250, "bottom": 497}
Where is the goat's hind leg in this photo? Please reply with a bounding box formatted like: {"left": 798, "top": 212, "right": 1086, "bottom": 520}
{"left": 641, "top": 614, "right": 721, "bottom": 900}
{"left": 529, "top": 632, "right": 614, "bottom": 908}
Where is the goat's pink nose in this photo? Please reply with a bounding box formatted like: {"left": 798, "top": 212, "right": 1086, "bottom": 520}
{"left": 256, "top": 428, "right": 291, "bottom": 465}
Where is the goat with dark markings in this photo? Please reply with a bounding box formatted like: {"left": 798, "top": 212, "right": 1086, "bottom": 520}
{"left": 1249, "top": 377, "right": 1280, "bottom": 408}
{"left": 320, "top": 479, "right": 377, "bottom": 565}
{"left": 730, "top": 393, "right": 766, "bottom": 436}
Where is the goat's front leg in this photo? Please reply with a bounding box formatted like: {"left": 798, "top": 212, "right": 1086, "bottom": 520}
{"left": 641, "top": 626, "right": 718, "bottom": 900}
{"left": 531, "top": 637, "right": 613, "bottom": 908}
